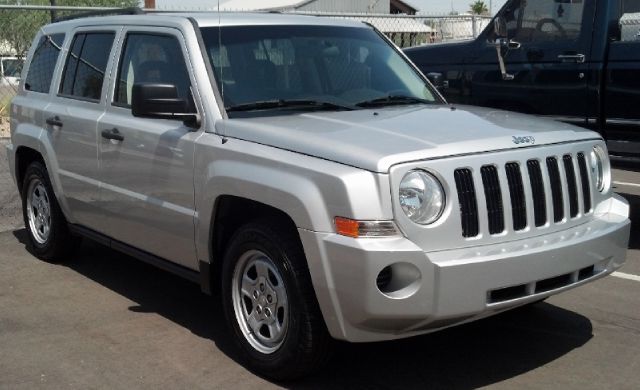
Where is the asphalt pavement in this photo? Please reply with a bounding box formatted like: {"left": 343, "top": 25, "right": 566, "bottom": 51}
{"left": 0, "top": 139, "right": 639, "bottom": 389}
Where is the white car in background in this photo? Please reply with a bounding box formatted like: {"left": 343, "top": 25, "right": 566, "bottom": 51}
{"left": 1, "top": 57, "right": 24, "bottom": 86}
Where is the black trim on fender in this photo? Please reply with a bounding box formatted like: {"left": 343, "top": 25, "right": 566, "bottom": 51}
{"left": 68, "top": 224, "right": 200, "bottom": 284}
{"left": 199, "top": 260, "right": 211, "bottom": 295}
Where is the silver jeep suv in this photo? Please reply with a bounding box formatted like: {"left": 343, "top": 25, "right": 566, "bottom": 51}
{"left": 6, "top": 11, "right": 630, "bottom": 379}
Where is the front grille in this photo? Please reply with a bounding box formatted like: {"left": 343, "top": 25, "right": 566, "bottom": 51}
{"left": 454, "top": 168, "right": 479, "bottom": 238}
{"left": 577, "top": 153, "right": 592, "bottom": 213}
{"left": 547, "top": 157, "right": 564, "bottom": 223}
{"left": 563, "top": 154, "right": 579, "bottom": 218}
{"left": 527, "top": 160, "right": 547, "bottom": 227}
{"left": 481, "top": 165, "right": 504, "bottom": 234}
{"left": 505, "top": 162, "right": 527, "bottom": 231}
{"left": 455, "top": 152, "right": 593, "bottom": 238}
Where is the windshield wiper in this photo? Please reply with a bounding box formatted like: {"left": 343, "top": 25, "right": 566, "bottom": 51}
{"left": 226, "top": 99, "right": 355, "bottom": 113}
{"left": 355, "top": 95, "right": 433, "bottom": 108}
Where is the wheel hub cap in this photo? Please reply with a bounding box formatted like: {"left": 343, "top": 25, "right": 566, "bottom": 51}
{"left": 26, "top": 179, "right": 51, "bottom": 244}
{"left": 232, "top": 250, "right": 289, "bottom": 354}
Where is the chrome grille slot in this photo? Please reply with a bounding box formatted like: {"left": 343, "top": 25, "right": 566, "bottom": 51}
{"left": 527, "top": 159, "right": 547, "bottom": 227}
{"left": 505, "top": 162, "right": 527, "bottom": 231}
{"left": 546, "top": 157, "right": 564, "bottom": 223}
{"left": 563, "top": 154, "right": 579, "bottom": 218}
{"left": 454, "top": 168, "right": 479, "bottom": 238}
{"left": 577, "top": 152, "right": 592, "bottom": 213}
{"left": 480, "top": 165, "right": 504, "bottom": 235}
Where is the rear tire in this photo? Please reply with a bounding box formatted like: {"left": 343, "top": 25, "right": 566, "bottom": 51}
{"left": 21, "top": 161, "right": 79, "bottom": 262}
{"left": 221, "top": 219, "right": 332, "bottom": 380}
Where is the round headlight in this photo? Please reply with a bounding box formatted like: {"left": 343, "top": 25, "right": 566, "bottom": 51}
{"left": 399, "top": 170, "right": 445, "bottom": 225}
{"left": 590, "top": 145, "right": 609, "bottom": 192}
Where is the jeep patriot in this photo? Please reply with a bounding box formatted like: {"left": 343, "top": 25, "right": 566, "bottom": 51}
{"left": 6, "top": 11, "right": 630, "bottom": 379}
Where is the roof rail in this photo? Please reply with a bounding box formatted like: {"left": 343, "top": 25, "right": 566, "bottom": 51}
{"left": 55, "top": 7, "right": 144, "bottom": 23}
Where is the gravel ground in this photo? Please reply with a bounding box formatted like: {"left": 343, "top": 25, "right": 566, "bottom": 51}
{"left": 0, "top": 119, "right": 9, "bottom": 138}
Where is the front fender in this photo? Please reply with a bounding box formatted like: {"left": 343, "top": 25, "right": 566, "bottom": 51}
{"left": 194, "top": 135, "right": 393, "bottom": 260}
{"left": 193, "top": 135, "right": 394, "bottom": 337}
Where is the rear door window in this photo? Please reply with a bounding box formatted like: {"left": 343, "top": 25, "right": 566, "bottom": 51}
{"left": 24, "top": 33, "right": 65, "bottom": 93}
{"left": 59, "top": 32, "right": 115, "bottom": 101}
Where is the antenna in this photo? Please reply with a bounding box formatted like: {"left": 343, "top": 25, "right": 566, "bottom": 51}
{"left": 217, "top": 0, "right": 227, "bottom": 143}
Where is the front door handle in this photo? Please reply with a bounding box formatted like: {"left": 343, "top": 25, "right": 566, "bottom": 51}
{"left": 101, "top": 128, "right": 124, "bottom": 142}
{"left": 45, "top": 116, "right": 63, "bottom": 127}
{"left": 558, "top": 53, "right": 585, "bottom": 63}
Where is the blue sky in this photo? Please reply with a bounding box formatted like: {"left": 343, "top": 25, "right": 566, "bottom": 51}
{"left": 156, "top": 0, "right": 508, "bottom": 15}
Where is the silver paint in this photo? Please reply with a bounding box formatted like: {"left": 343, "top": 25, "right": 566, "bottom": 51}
{"left": 6, "top": 13, "right": 630, "bottom": 344}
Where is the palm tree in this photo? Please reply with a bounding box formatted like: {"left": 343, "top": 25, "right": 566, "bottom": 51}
{"left": 469, "top": 1, "right": 489, "bottom": 15}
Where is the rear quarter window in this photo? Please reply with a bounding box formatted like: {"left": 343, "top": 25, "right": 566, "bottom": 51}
{"left": 24, "top": 33, "right": 65, "bottom": 94}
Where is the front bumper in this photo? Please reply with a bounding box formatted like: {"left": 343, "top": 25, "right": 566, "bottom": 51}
{"left": 300, "top": 195, "right": 630, "bottom": 343}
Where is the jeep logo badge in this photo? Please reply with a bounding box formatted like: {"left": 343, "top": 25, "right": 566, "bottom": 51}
{"left": 512, "top": 136, "right": 535, "bottom": 145}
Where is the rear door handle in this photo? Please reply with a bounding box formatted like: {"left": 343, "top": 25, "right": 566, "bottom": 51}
{"left": 557, "top": 54, "right": 585, "bottom": 63}
{"left": 101, "top": 128, "right": 124, "bottom": 142}
{"left": 45, "top": 116, "right": 63, "bottom": 127}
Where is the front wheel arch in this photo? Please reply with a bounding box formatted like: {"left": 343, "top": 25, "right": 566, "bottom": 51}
{"left": 207, "top": 195, "right": 301, "bottom": 295}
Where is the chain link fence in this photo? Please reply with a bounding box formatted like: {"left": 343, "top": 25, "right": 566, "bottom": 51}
{"left": 0, "top": 4, "right": 491, "bottom": 137}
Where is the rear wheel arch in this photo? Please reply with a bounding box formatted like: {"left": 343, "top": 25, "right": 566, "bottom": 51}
{"left": 15, "top": 146, "right": 45, "bottom": 194}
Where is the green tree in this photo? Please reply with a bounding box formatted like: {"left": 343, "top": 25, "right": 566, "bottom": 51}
{"left": 469, "top": 1, "right": 489, "bottom": 15}
{"left": 0, "top": 0, "right": 139, "bottom": 56}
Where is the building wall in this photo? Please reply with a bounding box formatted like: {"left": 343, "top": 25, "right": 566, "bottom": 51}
{"left": 297, "top": 0, "right": 389, "bottom": 13}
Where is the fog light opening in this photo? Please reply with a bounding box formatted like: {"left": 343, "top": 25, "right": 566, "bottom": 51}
{"left": 376, "top": 266, "right": 393, "bottom": 291}
{"left": 376, "top": 262, "right": 421, "bottom": 299}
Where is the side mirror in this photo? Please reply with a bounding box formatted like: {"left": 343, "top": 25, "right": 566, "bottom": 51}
{"left": 494, "top": 16, "right": 508, "bottom": 38}
{"left": 131, "top": 83, "right": 199, "bottom": 127}
{"left": 426, "top": 72, "right": 446, "bottom": 91}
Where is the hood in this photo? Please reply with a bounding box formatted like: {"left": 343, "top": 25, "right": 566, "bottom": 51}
{"left": 218, "top": 104, "right": 600, "bottom": 173}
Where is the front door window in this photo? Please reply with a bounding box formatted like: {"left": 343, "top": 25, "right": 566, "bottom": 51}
{"left": 502, "top": 0, "right": 586, "bottom": 44}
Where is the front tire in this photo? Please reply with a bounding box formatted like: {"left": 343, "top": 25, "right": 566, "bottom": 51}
{"left": 21, "top": 161, "right": 79, "bottom": 261}
{"left": 221, "top": 220, "right": 332, "bottom": 380}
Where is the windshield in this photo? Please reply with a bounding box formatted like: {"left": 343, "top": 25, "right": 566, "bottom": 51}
{"left": 2, "top": 59, "right": 23, "bottom": 78}
{"left": 200, "top": 25, "right": 441, "bottom": 117}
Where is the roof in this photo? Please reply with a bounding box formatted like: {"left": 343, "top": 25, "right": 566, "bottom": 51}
{"left": 218, "top": 0, "right": 311, "bottom": 11}
{"left": 45, "top": 12, "right": 367, "bottom": 30}
{"left": 189, "top": 12, "right": 365, "bottom": 28}
{"left": 390, "top": 0, "right": 420, "bottom": 14}
{"left": 44, "top": 11, "right": 431, "bottom": 34}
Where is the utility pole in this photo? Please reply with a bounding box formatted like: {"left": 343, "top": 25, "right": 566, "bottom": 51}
{"left": 49, "top": 0, "right": 57, "bottom": 23}
{"left": 144, "top": 0, "right": 156, "bottom": 9}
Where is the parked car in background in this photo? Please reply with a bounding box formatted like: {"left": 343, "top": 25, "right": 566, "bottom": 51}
{"left": 1, "top": 56, "right": 24, "bottom": 86}
{"left": 405, "top": 0, "right": 640, "bottom": 161}
{"left": 6, "top": 10, "right": 630, "bottom": 380}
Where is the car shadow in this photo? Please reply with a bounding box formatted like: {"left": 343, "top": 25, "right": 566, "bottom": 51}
{"left": 617, "top": 192, "right": 640, "bottom": 250}
{"left": 12, "top": 229, "right": 594, "bottom": 389}
{"left": 292, "top": 303, "right": 591, "bottom": 389}
{"left": 11, "top": 228, "right": 241, "bottom": 363}
{"left": 612, "top": 159, "right": 640, "bottom": 173}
